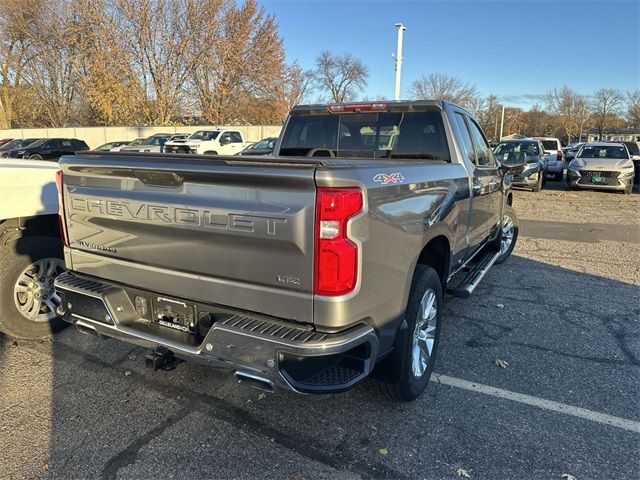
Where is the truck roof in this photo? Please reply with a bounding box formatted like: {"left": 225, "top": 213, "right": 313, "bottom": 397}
{"left": 290, "top": 99, "right": 460, "bottom": 115}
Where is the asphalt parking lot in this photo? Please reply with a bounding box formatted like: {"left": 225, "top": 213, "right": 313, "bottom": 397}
{"left": 1, "top": 181, "right": 639, "bottom": 480}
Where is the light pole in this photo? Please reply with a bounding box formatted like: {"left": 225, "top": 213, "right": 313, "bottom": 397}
{"left": 499, "top": 105, "right": 505, "bottom": 139}
{"left": 578, "top": 104, "right": 587, "bottom": 143}
{"left": 394, "top": 23, "right": 406, "bottom": 101}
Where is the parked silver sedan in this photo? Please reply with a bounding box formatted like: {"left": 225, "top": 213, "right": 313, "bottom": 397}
{"left": 566, "top": 142, "right": 635, "bottom": 194}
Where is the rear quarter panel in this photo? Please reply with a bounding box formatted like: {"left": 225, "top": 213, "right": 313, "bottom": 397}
{"left": 314, "top": 161, "right": 471, "bottom": 350}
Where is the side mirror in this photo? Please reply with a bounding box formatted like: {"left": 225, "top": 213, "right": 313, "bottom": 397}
{"left": 220, "top": 137, "right": 230, "bottom": 146}
{"left": 500, "top": 153, "right": 526, "bottom": 174}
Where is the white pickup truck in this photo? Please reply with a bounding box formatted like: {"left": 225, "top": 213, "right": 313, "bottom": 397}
{"left": 164, "top": 129, "right": 249, "bottom": 155}
{"left": 0, "top": 159, "right": 66, "bottom": 339}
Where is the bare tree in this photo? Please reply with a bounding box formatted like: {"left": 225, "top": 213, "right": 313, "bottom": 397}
{"left": 284, "top": 61, "right": 315, "bottom": 107}
{"left": 18, "top": 0, "right": 85, "bottom": 127}
{"left": 313, "top": 51, "right": 368, "bottom": 103}
{"left": 545, "top": 86, "right": 587, "bottom": 143}
{"left": 192, "top": 0, "right": 288, "bottom": 125}
{"left": 522, "top": 104, "right": 555, "bottom": 137}
{"left": 74, "top": 0, "right": 147, "bottom": 125}
{"left": 408, "top": 73, "right": 478, "bottom": 110}
{"left": 625, "top": 90, "right": 640, "bottom": 128}
{"left": 474, "top": 94, "right": 501, "bottom": 139}
{"left": 114, "top": 0, "right": 213, "bottom": 125}
{"left": 590, "top": 88, "right": 623, "bottom": 139}
{"left": 0, "top": 0, "right": 37, "bottom": 128}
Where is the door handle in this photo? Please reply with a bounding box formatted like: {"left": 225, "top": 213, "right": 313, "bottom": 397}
{"left": 472, "top": 183, "right": 482, "bottom": 194}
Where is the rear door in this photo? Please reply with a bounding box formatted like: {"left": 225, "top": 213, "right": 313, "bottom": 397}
{"left": 459, "top": 114, "right": 502, "bottom": 249}
{"left": 44, "top": 139, "right": 63, "bottom": 160}
{"left": 61, "top": 156, "right": 318, "bottom": 322}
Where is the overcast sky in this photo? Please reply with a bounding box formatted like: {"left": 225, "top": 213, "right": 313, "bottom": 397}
{"left": 258, "top": 0, "right": 640, "bottom": 108}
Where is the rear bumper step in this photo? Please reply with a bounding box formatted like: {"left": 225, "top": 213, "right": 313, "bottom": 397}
{"left": 54, "top": 271, "right": 379, "bottom": 394}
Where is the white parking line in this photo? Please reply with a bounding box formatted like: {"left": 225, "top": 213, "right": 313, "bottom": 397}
{"left": 434, "top": 374, "right": 640, "bottom": 434}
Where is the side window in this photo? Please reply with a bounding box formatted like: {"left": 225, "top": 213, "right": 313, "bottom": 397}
{"left": 229, "top": 132, "right": 243, "bottom": 143}
{"left": 467, "top": 119, "right": 495, "bottom": 167}
{"left": 220, "top": 132, "right": 231, "bottom": 143}
{"left": 46, "top": 139, "right": 61, "bottom": 150}
{"left": 61, "top": 140, "right": 73, "bottom": 148}
{"left": 453, "top": 112, "right": 475, "bottom": 165}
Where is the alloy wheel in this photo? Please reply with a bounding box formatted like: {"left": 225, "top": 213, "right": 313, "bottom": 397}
{"left": 14, "top": 258, "right": 64, "bottom": 322}
{"left": 411, "top": 289, "right": 438, "bottom": 378}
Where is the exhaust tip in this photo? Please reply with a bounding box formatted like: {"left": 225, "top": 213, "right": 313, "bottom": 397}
{"left": 234, "top": 371, "right": 274, "bottom": 393}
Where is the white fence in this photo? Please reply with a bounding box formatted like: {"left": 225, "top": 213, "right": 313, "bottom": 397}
{"left": 0, "top": 125, "right": 283, "bottom": 150}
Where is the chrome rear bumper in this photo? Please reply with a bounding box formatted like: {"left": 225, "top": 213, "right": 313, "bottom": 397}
{"left": 55, "top": 271, "right": 379, "bottom": 394}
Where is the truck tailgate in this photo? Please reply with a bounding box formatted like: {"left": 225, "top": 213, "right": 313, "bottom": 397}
{"left": 60, "top": 154, "right": 317, "bottom": 323}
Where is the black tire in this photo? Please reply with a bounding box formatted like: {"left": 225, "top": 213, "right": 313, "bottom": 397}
{"left": 0, "top": 235, "right": 66, "bottom": 339}
{"left": 495, "top": 204, "right": 518, "bottom": 264}
{"left": 378, "top": 265, "right": 442, "bottom": 401}
{"left": 566, "top": 179, "right": 575, "bottom": 191}
{"left": 28, "top": 154, "right": 43, "bottom": 160}
{"left": 532, "top": 172, "right": 543, "bottom": 192}
{"left": 204, "top": 151, "right": 218, "bottom": 155}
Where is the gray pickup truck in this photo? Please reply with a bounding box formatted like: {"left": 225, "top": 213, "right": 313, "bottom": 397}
{"left": 54, "top": 101, "right": 523, "bottom": 401}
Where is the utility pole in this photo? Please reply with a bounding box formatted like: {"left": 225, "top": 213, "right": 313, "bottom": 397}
{"left": 578, "top": 103, "right": 587, "bottom": 143}
{"left": 499, "top": 105, "right": 505, "bottom": 139}
{"left": 394, "top": 23, "right": 406, "bottom": 101}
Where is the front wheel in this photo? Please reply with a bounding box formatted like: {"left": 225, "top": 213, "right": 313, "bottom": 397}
{"left": 532, "top": 172, "right": 543, "bottom": 192}
{"left": 495, "top": 205, "right": 518, "bottom": 264}
{"left": 28, "top": 154, "right": 43, "bottom": 160}
{"left": 378, "top": 265, "right": 442, "bottom": 401}
{"left": 0, "top": 235, "right": 66, "bottom": 339}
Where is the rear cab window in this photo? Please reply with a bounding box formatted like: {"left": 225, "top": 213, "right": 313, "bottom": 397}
{"left": 541, "top": 140, "right": 559, "bottom": 151}
{"left": 279, "top": 109, "right": 451, "bottom": 161}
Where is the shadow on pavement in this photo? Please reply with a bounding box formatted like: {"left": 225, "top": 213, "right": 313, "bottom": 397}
{"left": 1, "top": 255, "right": 639, "bottom": 479}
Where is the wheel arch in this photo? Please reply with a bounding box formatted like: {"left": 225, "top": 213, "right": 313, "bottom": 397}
{"left": 414, "top": 234, "right": 451, "bottom": 292}
{"left": 0, "top": 215, "right": 60, "bottom": 246}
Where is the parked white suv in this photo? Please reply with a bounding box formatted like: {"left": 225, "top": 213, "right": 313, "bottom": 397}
{"left": 533, "top": 137, "right": 564, "bottom": 181}
{"left": 0, "top": 159, "right": 66, "bottom": 339}
{"left": 164, "top": 129, "right": 248, "bottom": 155}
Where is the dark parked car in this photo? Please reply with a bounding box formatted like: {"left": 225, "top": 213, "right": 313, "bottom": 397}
{"left": 1, "top": 138, "right": 89, "bottom": 160}
{"left": 0, "top": 138, "right": 41, "bottom": 154}
{"left": 236, "top": 136, "right": 278, "bottom": 156}
{"left": 494, "top": 139, "right": 548, "bottom": 191}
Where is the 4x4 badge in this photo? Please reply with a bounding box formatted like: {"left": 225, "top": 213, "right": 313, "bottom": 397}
{"left": 373, "top": 172, "right": 405, "bottom": 184}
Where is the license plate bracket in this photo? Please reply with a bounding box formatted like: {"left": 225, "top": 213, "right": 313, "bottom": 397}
{"left": 152, "top": 296, "right": 196, "bottom": 334}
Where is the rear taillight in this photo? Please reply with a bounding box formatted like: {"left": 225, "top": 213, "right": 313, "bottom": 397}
{"left": 557, "top": 150, "right": 563, "bottom": 161}
{"left": 55, "top": 170, "right": 69, "bottom": 247}
{"left": 314, "top": 187, "right": 363, "bottom": 296}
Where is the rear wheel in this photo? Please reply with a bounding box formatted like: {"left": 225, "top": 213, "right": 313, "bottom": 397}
{"left": 0, "top": 235, "right": 66, "bottom": 339}
{"left": 378, "top": 265, "right": 442, "bottom": 402}
{"left": 204, "top": 151, "right": 218, "bottom": 155}
{"left": 495, "top": 205, "right": 518, "bottom": 264}
{"left": 28, "top": 154, "right": 43, "bottom": 160}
